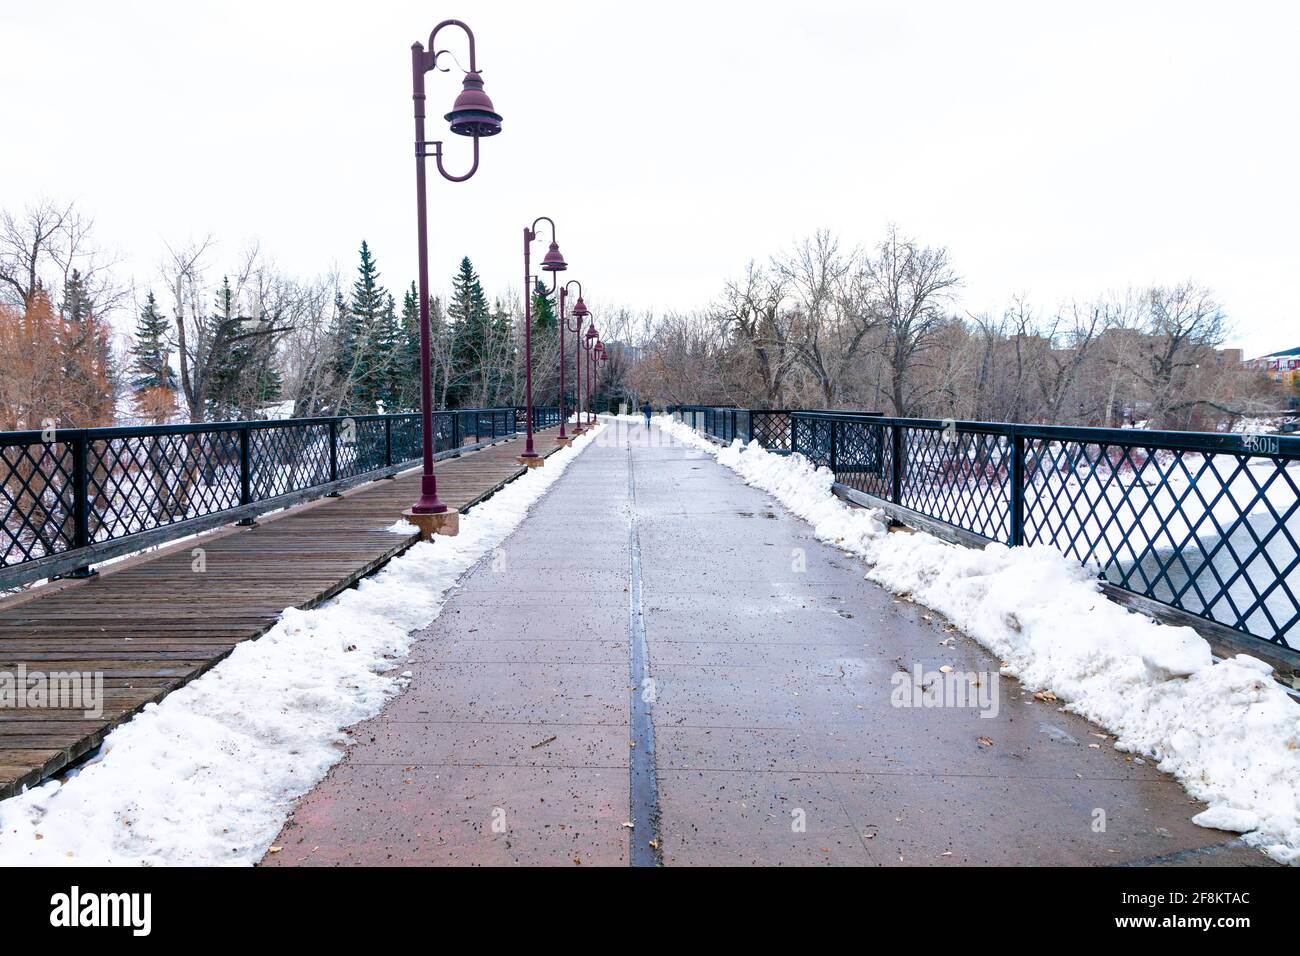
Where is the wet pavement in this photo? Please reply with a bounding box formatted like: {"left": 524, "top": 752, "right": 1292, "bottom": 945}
{"left": 264, "top": 420, "right": 1274, "bottom": 867}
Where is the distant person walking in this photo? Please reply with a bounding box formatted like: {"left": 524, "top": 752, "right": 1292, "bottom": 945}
{"left": 641, "top": 402, "right": 652, "bottom": 426}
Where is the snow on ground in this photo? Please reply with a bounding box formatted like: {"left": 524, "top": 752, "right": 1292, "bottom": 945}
{"left": 0, "top": 426, "right": 604, "bottom": 866}
{"left": 651, "top": 414, "right": 1300, "bottom": 865}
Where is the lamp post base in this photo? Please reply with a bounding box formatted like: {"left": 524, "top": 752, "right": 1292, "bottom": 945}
{"left": 516, "top": 455, "right": 546, "bottom": 468}
{"left": 402, "top": 507, "right": 461, "bottom": 540}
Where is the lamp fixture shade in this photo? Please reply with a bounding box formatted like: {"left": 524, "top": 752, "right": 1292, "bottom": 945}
{"left": 540, "top": 241, "right": 568, "bottom": 272}
{"left": 445, "top": 72, "right": 503, "bottom": 137}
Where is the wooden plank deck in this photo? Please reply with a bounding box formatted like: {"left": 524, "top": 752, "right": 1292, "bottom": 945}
{"left": 0, "top": 428, "right": 567, "bottom": 798}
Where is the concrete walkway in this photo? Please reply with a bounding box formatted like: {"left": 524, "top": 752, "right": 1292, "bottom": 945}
{"left": 264, "top": 420, "right": 1272, "bottom": 866}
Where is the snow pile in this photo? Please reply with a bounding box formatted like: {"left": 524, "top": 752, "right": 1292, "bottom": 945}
{"left": 656, "top": 415, "right": 1300, "bottom": 865}
{"left": 0, "top": 426, "right": 604, "bottom": 866}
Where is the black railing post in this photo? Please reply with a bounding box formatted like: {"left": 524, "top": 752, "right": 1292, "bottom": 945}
{"left": 1009, "top": 431, "right": 1026, "bottom": 546}
{"left": 828, "top": 420, "right": 839, "bottom": 473}
{"left": 384, "top": 416, "right": 397, "bottom": 478}
{"left": 890, "top": 425, "right": 903, "bottom": 503}
{"left": 66, "top": 430, "right": 97, "bottom": 578}
{"left": 327, "top": 419, "right": 341, "bottom": 497}
{"left": 237, "top": 425, "right": 258, "bottom": 524}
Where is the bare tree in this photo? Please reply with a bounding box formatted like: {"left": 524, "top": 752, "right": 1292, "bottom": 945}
{"left": 1031, "top": 298, "right": 1108, "bottom": 423}
{"left": 163, "top": 240, "right": 293, "bottom": 421}
{"left": 712, "top": 262, "right": 800, "bottom": 406}
{"left": 627, "top": 311, "right": 726, "bottom": 406}
{"left": 776, "top": 231, "right": 882, "bottom": 407}
{"left": 0, "top": 199, "right": 125, "bottom": 317}
{"left": 863, "top": 224, "right": 961, "bottom": 415}
{"left": 0, "top": 200, "right": 72, "bottom": 309}
{"left": 1127, "top": 283, "right": 1229, "bottom": 428}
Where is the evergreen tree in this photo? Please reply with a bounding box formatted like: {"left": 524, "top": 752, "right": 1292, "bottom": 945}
{"left": 531, "top": 279, "right": 556, "bottom": 331}
{"left": 350, "top": 241, "right": 389, "bottom": 327}
{"left": 127, "top": 292, "right": 177, "bottom": 422}
{"left": 208, "top": 278, "right": 283, "bottom": 418}
{"left": 57, "top": 269, "right": 116, "bottom": 425}
{"left": 60, "top": 269, "right": 91, "bottom": 325}
{"left": 352, "top": 241, "right": 388, "bottom": 408}
{"left": 373, "top": 292, "right": 403, "bottom": 411}
{"left": 394, "top": 282, "right": 422, "bottom": 411}
{"left": 128, "top": 292, "right": 176, "bottom": 390}
{"left": 448, "top": 257, "right": 491, "bottom": 406}
{"left": 206, "top": 277, "right": 244, "bottom": 419}
{"left": 335, "top": 241, "right": 391, "bottom": 411}
{"left": 530, "top": 280, "right": 560, "bottom": 404}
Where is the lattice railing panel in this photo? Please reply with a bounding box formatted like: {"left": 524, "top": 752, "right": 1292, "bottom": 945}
{"left": 0, "top": 439, "right": 75, "bottom": 566}
{"left": 751, "top": 412, "right": 792, "bottom": 451}
{"left": 897, "top": 428, "right": 1011, "bottom": 542}
{"left": 87, "top": 431, "right": 241, "bottom": 541}
{"left": 1024, "top": 440, "right": 1300, "bottom": 643}
{"left": 249, "top": 424, "right": 331, "bottom": 500}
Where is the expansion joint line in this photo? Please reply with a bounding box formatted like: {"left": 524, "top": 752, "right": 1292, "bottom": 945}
{"left": 627, "top": 440, "right": 663, "bottom": 866}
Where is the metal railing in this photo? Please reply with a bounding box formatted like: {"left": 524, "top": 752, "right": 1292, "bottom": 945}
{"left": 514, "top": 406, "right": 562, "bottom": 430}
{"left": 668, "top": 406, "right": 879, "bottom": 453}
{"left": 671, "top": 406, "right": 1300, "bottom": 655}
{"left": 0, "top": 406, "right": 534, "bottom": 589}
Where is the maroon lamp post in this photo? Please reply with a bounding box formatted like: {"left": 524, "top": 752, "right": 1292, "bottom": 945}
{"left": 519, "top": 218, "right": 567, "bottom": 467}
{"left": 582, "top": 323, "right": 599, "bottom": 428}
{"left": 571, "top": 307, "right": 588, "bottom": 435}
{"left": 557, "top": 281, "right": 588, "bottom": 445}
{"left": 594, "top": 339, "right": 609, "bottom": 423}
{"left": 404, "top": 19, "right": 501, "bottom": 539}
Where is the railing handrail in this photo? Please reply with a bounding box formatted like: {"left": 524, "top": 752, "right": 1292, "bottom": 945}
{"left": 787, "top": 411, "right": 1300, "bottom": 458}
{"left": 0, "top": 407, "right": 536, "bottom": 446}
{"left": 728, "top": 408, "right": 1300, "bottom": 457}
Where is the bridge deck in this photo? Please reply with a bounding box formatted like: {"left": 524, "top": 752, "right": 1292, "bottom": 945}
{"left": 264, "top": 420, "right": 1273, "bottom": 867}
{"left": 0, "top": 429, "right": 565, "bottom": 798}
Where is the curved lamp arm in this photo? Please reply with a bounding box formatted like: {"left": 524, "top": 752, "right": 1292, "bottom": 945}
{"left": 416, "top": 19, "right": 486, "bottom": 183}
{"left": 426, "top": 137, "right": 480, "bottom": 182}
{"left": 525, "top": 271, "right": 560, "bottom": 296}
{"left": 562, "top": 280, "right": 584, "bottom": 332}
{"left": 528, "top": 216, "right": 558, "bottom": 244}
{"left": 429, "top": 19, "right": 479, "bottom": 72}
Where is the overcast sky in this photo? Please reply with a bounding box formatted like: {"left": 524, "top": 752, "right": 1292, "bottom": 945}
{"left": 3, "top": 0, "right": 1296, "bottom": 357}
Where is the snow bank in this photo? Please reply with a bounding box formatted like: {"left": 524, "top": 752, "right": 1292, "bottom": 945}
{"left": 656, "top": 415, "right": 1300, "bottom": 865}
{"left": 0, "top": 426, "right": 605, "bottom": 866}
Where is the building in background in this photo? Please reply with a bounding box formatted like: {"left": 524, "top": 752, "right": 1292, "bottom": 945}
{"left": 1246, "top": 346, "right": 1300, "bottom": 407}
